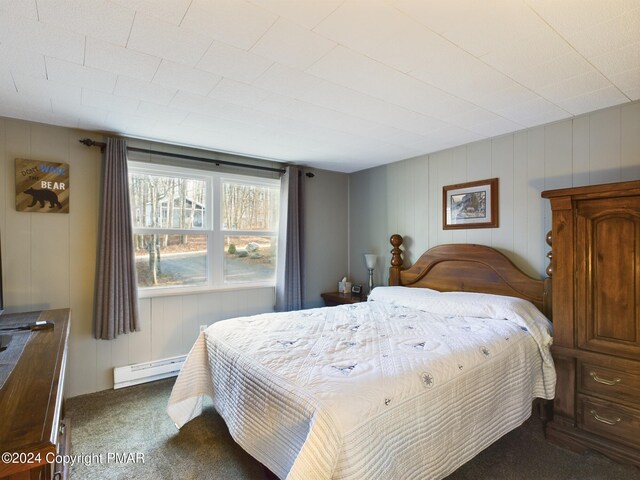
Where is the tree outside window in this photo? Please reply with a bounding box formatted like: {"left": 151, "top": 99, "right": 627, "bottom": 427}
{"left": 128, "top": 162, "right": 279, "bottom": 293}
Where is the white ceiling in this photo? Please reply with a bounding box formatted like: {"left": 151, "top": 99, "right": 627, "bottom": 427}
{"left": 0, "top": 1, "right": 638, "bottom": 173}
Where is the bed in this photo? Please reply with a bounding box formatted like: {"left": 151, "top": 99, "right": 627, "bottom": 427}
{"left": 168, "top": 235, "right": 556, "bottom": 480}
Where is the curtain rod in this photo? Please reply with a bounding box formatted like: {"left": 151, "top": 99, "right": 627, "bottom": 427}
{"left": 79, "top": 138, "right": 288, "bottom": 175}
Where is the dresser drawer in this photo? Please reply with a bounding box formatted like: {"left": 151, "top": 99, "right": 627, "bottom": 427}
{"left": 578, "top": 395, "right": 640, "bottom": 448}
{"left": 578, "top": 362, "right": 640, "bottom": 408}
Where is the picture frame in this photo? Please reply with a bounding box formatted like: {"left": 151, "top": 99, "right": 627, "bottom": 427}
{"left": 15, "top": 158, "right": 70, "bottom": 214}
{"left": 443, "top": 178, "right": 498, "bottom": 230}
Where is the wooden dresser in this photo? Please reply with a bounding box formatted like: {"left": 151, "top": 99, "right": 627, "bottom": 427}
{"left": 0, "top": 309, "right": 70, "bottom": 480}
{"left": 543, "top": 181, "right": 640, "bottom": 466}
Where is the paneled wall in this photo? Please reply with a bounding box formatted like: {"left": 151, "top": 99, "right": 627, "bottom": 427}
{"left": 349, "top": 102, "right": 640, "bottom": 286}
{"left": 303, "top": 168, "right": 350, "bottom": 308}
{"left": 0, "top": 119, "right": 101, "bottom": 397}
{"left": 0, "top": 117, "right": 348, "bottom": 397}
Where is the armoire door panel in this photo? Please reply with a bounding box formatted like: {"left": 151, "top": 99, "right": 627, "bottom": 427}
{"left": 576, "top": 197, "right": 640, "bottom": 359}
{"left": 594, "top": 217, "right": 635, "bottom": 341}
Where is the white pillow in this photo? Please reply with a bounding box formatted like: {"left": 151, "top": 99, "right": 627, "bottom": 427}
{"left": 367, "top": 286, "right": 440, "bottom": 305}
{"left": 370, "top": 287, "right": 555, "bottom": 380}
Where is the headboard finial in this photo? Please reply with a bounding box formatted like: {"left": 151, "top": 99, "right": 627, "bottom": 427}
{"left": 390, "top": 234, "right": 403, "bottom": 265}
{"left": 389, "top": 234, "right": 404, "bottom": 285}
{"left": 545, "top": 230, "right": 553, "bottom": 278}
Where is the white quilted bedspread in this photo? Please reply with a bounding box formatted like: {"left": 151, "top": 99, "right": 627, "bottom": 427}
{"left": 168, "top": 290, "right": 555, "bottom": 480}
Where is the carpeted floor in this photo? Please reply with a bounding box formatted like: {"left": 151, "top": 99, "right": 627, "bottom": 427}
{"left": 66, "top": 378, "right": 640, "bottom": 480}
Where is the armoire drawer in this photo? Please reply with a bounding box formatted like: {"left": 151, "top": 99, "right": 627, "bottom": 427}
{"left": 578, "top": 395, "right": 640, "bottom": 448}
{"left": 578, "top": 362, "right": 640, "bottom": 408}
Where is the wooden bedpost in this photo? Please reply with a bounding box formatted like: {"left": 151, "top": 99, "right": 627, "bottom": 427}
{"left": 543, "top": 230, "right": 553, "bottom": 322}
{"left": 539, "top": 232, "right": 554, "bottom": 423}
{"left": 389, "top": 234, "right": 404, "bottom": 286}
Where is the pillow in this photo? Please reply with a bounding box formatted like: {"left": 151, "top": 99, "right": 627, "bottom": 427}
{"left": 367, "top": 286, "right": 440, "bottom": 305}
{"left": 370, "top": 287, "right": 555, "bottom": 383}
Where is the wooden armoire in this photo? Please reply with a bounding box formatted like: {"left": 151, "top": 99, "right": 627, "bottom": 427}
{"left": 542, "top": 180, "right": 640, "bottom": 466}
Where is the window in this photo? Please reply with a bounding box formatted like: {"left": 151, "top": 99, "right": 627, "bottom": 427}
{"left": 128, "top": 162, "right": 279, "bottom": 295}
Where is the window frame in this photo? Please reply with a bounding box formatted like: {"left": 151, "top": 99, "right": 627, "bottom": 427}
{"left": 128, "top": 161, "right": 280, "bottom": 298}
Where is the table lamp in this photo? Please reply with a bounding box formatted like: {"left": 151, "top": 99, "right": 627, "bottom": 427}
{"left": 364, "top": 254, "right": 377, "bottom": 295}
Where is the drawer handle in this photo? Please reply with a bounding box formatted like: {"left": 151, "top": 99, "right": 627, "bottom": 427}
{"left": 590, "top": 409, "right": 621, "bottom": 426}
{"left": 590, "top": 371, "right": 621, "bottom": 386}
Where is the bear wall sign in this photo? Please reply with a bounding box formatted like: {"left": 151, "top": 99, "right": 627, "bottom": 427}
{"left": 15, "top": 158, "right": 70, "bottom": 213}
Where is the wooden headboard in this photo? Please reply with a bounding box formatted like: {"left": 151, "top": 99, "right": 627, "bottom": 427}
{"left": 388, "top": 234, "right": 552, "bottom": 319}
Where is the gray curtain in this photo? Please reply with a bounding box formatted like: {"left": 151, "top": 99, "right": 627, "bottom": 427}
{"left": 94, "top": 138, "right": 140, "bottom": 339}
{"left": 275, "top": 166, "right": 305, "bottom": 311}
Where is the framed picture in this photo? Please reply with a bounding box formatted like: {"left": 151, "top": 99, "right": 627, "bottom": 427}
{"left": 15, "top": 158, "right": 70, "bottom": 214}
{"left": 443, "top": 178, "right": 498, "bottom": 230}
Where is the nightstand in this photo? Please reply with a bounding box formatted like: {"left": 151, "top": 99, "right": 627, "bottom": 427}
{"left": 321, "top": 291, "right": 365, "bottom": 306}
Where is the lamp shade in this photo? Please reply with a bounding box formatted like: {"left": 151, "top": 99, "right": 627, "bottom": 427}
{"left": 364, "top": 254, "right": 377, "bottom": 269}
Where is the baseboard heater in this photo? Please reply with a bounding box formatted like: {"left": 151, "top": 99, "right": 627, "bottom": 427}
{"left": 113, "top": 354, "right": 186, "bottom": 389}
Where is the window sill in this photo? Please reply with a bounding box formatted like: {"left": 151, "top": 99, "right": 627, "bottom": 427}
{"left": 137, "top": 283, "right": 275, "bottom": 299}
